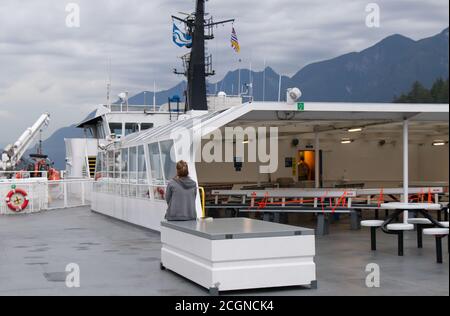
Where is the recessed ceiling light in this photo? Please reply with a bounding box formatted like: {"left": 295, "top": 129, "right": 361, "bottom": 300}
{"left": 432, "top": 140, "right": 447, "bottom": 146}
{"left": 348, "top": 127, "right": 363, "bottom": 133}
{"left": 341, "top": 139, "right": 353, "bottom": 144}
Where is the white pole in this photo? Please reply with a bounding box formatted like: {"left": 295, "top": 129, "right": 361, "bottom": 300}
{"left": 403, "top": 119, "right": 409, "bottom": 223}
{"left": 278, "top": 74, "right": 282, "bottom": 102}
{"left": 315, "top": 132, "right": 320, "bottom": 189}
{"left": 153, "top": 81, "right": 156, "bottom": 112}
{"left": 249, "top": 62, "right": 253, "bottom": 101}
{"left": 238, "top": 60, "right": 241, "bottom": 96}
{"left": 262, "top": 59, "right": 266, "bottom": 102}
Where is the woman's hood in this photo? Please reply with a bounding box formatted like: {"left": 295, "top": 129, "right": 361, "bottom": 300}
{"left": 174, "top": 177, "right": 197, "bottom": 189}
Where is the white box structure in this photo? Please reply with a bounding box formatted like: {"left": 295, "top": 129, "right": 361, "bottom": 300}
{"left": 161, "top": 218, "right": 317, "bottom": 294}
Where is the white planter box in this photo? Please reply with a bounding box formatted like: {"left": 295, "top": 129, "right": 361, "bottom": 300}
{"left": 161, "top": 218, "right": 316, "bottom": 294}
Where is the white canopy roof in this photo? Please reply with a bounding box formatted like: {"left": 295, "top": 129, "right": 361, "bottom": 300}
{"left": 120, "top": 101, "right": 448, "bottom": 147}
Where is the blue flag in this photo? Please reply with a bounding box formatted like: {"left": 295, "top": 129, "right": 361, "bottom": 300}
{"left": 172, "top": 23, "right": 192, "bottom": 48}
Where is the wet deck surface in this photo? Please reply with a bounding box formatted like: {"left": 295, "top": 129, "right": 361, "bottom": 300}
{"left": 0, "top": 207, "right": 448, "bottom": 296}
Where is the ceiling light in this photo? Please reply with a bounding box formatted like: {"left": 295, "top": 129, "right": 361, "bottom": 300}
{"left": 432, "top": 140, "right": 447, "bottom": 146}
{"left": 341, "top": 139, "right": 353, "bottom": 144}
{"left": 348, "top": 127, "right": 363, "bottom": 133}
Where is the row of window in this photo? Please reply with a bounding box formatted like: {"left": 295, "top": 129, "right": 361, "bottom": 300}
{"left": 95, "top": 140, "right": 177, "bottom": 187}
{"left": 109, "top": 122, "right": 154, "bottom": 137}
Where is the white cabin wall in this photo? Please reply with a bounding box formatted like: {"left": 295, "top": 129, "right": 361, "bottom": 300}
{"left": 196, "top": 137, "right": 448, "bottom": 187}
{"left": 418, "top": 143, "right": 449, "bottom": 182}
{"left": 320, "top": 139, "right": 420, "bottom": 185}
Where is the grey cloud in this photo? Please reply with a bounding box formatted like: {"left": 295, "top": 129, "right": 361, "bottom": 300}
{"left": 0, "top": 0, "right": 448, "bottom": 145}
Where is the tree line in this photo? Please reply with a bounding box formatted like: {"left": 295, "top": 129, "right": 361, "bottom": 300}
{"left": 394, "top": 78, "right": 449, "bottom": 103}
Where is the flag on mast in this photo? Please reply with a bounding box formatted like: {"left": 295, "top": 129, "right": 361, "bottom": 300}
{"left": 231, "top": 26, "right": 240, "bottom": 53}
{"left": 172, "top": 22, "right": 192, "bottom": 48}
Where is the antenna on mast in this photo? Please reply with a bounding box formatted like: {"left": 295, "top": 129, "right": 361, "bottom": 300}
{"left": 153, "top": 81, "right": 157, "bottom": 112}
{"left": 172, "top": 0, "right": 235, "bottom": 111}
{"left": 106, "top": 57, "right": 112, "bottom": 109}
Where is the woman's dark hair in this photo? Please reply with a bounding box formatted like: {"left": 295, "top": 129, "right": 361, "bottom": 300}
{"left": 176, "top": 160, "right": 189, "bottom": 178}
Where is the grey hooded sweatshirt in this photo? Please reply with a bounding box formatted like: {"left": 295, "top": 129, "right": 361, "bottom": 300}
{"left": 165, "top": 177, "right": 198, "bottom": 221}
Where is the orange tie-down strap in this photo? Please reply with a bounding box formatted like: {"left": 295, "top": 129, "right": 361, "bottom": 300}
{"left": 249, "top": 191, "right": 350, "bottom": 214}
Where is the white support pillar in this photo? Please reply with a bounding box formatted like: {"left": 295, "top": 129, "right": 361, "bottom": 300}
{"left": 315, "top": 132, "right": 320, "bottom": 189}
{"left": 314, "top": 132, "right": 320, "bottom": 208}
{"left": 403, "top": 119, "right": 409, "bottom": 223}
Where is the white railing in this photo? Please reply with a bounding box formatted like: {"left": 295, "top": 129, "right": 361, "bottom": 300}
{"left": 47, "top": 179, "right": 93, "bottom": 210}
{"left": 0, "top": 178, "right": 93, "bottom": 215}
{"left": 0, "top": 171, "right": 48, "bottom": 179}
{"left": 93, "top": 179, "right": 167, "bottom": 201}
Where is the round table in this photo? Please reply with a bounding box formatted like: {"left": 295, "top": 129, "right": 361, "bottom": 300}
{"left": 380, "top": 202, "right": 445, "bottom": 228}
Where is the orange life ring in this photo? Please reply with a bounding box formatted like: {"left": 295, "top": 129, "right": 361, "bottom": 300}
{"left": 5, "top": 188, "right": 29, "bottom": 212}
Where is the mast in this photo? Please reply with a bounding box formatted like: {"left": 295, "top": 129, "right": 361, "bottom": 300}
{"left": 173, "top": 0, "right": 234, "bottom": 111}
{"left": 189, "top": 0, "right": 207, "bottom": 110}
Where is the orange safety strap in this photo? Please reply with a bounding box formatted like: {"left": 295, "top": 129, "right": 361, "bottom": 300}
{"left": 377, "top": 188, "right": 384, "bottom": 208}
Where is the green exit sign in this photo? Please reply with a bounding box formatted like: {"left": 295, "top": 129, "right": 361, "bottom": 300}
{"left": 297, "top": 102, "right": 305, "bottom": 111}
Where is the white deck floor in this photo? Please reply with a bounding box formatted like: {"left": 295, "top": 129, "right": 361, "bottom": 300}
{"left": 0, "top": 206, "right": 448, "bottom": 296}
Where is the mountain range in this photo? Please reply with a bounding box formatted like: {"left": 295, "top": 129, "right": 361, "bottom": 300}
{"left": 8, "top": 27, "right": 448, "bottom": 170}
{"left": 127, "top": 27, "right": 449, "bottom": 104}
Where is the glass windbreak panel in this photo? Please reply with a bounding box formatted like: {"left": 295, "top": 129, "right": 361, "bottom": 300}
{"left": 109, "top": 123, "right": 123, "bottom": 136}
{"left": 101, "top": 152, "right": 107, "bottom": 178}
{"left": 95, "top": 152, "right": 103, "bottom": 177}
{"left": 125, "top": 123, "right": 139, "bottom": 136}
{"left": 107, "top": 151, "right": 114, "bottom": 179}
{"left": 148, "top": 143, "right": 164, "bottom": 184}
{"left": 121, "top": 148, "right": 128, "bottom": 181}
{"left": 129, "top": 147, "right": 137, "bottom": 197}
{"left": 140, "top": 123, "right": 154, "bottom": 131}
{"left": 137, "top": 145, "right": 148, "bottom": 198}
{"left": 160, "top": 140, "right": 176, "bottom": 181}
{"left": 129, "top": 147, "right": 137, "bottom": 182}
{"left": 114, "top": 151, "right": 121, "bottom": 179}
{"left": 97, "top": 122, "right": 105, "bottom": 139}
{"left": 138, "top": 146, "right": 147, "bottom": 183}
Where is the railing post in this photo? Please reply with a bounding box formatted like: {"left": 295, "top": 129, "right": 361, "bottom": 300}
{"left": 63, "top": 181, "right": 68, "bottom": 208}
{"left": 81, "top": 181, "right": 85, "bottom": 205}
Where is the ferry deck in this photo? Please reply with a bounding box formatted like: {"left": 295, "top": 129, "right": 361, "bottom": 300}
{"left": 0, "top": 206, "right": 448, "bottom": 296}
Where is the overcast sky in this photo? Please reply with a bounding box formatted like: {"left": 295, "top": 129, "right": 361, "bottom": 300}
{"left": 0, "top": 0, "right": 448, "bottom": 146}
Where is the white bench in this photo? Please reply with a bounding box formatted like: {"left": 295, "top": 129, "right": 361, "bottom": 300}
{"left": 407, "top": 218, "right": 433, "bottom": 249}
{"left": 423, "top": 228, "right": 449, "bottom": 264}
{"left": 361, "top": 220, "right": 385, "bottom": 251}
{"left": 386, "top": 223, "right": 414, "bottom": 256}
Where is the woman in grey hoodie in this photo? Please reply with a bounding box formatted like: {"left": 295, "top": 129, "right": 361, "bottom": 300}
{"left": 165, "top": 160, "right": 198, "bottom": 221}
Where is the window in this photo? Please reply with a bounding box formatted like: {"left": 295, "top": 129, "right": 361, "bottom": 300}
{"left": 121, "top": 148, "right": 129, "bottom": 181}
{"left": 109, "top": 123, "right": 123, "bottom": 136}
{"left": 129, "top": 147, "right": 137, "bottom": 183}
{"left": 125, "top": 123, "right": 139, "bottom": 136}
{"left": 101, "top": 152, "right": 107, "bottom": 178}
{"left": 138, "top": 146, "right": 147, "bottom": 183}
{"left": 148, "top": 143, "right": 164, "bottom": 184}
{"left": 107, "top": 151, "right": 114, "bottom": 178}
{"left": 141, "top": 123, "right": 154, "bottom": 131}
{"left": 95, "top": 152, "right": 103, "bottom": 181}
{"left": 95, "top": 152, "right": 103, "bottom": 174}
{"left": 114, "top": 151, "right": 121, "bottom": 179}
{"left": 97, "top": 122, "right": 105, "bottom": 139}
{"left": 160, "top": 140, "right": 176, "bottom": 181}
{"left": 129, "top": 147, "right": 137, "bottom": 196}
{"left": 137, "top": 145, "right": 148, "bottom": 198}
